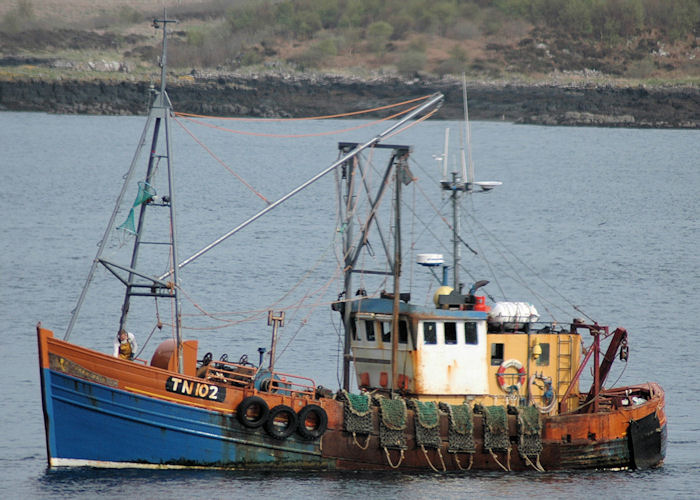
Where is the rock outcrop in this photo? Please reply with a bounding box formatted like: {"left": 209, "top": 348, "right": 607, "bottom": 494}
{"left": 0, "top": 73, "right": 697, "bottom": 128}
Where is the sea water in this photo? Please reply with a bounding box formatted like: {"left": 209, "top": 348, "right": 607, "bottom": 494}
{"left": 1, "top": 111, "right": 698, "bottom": 498}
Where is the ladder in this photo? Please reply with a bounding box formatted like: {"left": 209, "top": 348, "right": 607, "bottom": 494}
{"left": 557, "top": 334, "right": 573, "bottom": 396}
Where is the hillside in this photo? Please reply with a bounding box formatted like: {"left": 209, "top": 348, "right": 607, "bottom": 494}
{"left": 1, "top": 0, "right": 699, "bottom": 127}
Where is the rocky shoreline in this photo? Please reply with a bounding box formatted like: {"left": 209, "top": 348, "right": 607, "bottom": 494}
{"left": 0, "top": 73, "right": 698, "bottom": 128}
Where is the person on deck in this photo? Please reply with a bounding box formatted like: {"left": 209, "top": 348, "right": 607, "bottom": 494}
{"left": 113, "top": 329, "right": 137, "bottom": 360}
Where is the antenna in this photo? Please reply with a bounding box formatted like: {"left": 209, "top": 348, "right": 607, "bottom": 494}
{"left": 462, "top": 73, "right": 473, "bottom": 185}
{"left": 152, "top": 11, "right": 178, "bottom": 95}
{"left": 442, "top": 127, "right": 449, "bottom": 179}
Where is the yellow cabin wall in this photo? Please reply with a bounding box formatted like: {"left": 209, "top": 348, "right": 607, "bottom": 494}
{"left": 484, "top": 332, "right": 582, "bottom": 409}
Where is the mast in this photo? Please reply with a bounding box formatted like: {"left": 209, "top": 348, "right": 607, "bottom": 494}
{"left": 390, "top": 153, "right": 407, "bottom": 393}
{"left": 441, "top": 170, "right": 466, "bottom": 291}
{"left": 341, "top": 156, "right": 357, "bottom": 391}
{"left": 65, "top": 15, "right": 183, "bottom": 371}
{"left": 115, "top": 15, "right": 183, "bottom": 369}
{"left": 462, "top": 73, "right": 473, "bottom": 185}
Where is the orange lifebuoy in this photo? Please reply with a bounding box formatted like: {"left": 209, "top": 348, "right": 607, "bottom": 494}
{"left": 497, "top": 359, "right": 526, "bottom": 393}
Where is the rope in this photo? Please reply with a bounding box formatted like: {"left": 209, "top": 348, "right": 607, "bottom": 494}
{"left": 169, "top": 233, "right": 342, "bottom": 335}
{"left": 421, "top": 445, "right": 447, "bottom": 473}
{"left": 352, "top": 432, "right": 371, "bottom": 450}
{"left": 177, "top": 104, "right": 421, "bottom": 139}
{"left": 383, "top": 447, "right": 405, "bottom": 469}
{"left": 466, "top": 212, "right": 591, "bottom": 321}
{"left": 134, "top": 320, "right": 162, "bottom": 359}
{"left": 453, "top": 452, "right": 474, "bottom": 471}
{"left": 523, "top": 453, "right": 546, "bottom": 472}
{"left": 174, "top": 94, "right": 432, "bottom": 121}
{"left": 488, "top": 448, "right": 511, "bottom": 472}
{"left": 382, "top": 107, "right": 440, "bottom": 141}
{"left": 172, "top": 116, "right": 270, "bottom": 204}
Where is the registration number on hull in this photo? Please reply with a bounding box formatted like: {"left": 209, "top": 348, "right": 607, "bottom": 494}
{"left": 165, "top": 376, "right": 226, "bottom": 402}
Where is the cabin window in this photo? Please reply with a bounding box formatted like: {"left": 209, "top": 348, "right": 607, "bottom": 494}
{"left": 491, "top": 343, "right": 504, "bottom": 365}
{"left": 365, "top": 320, "right": 375, "bottom": 341}
{"left": 399, "top": 321, "right": 408, "bottom": 344}
{"left": 536, "top": 343, "right": 550, "bottom": 366}
{"left": 423, "top": 322, "right": 437, "bottom": 345}
{"left": 380, "top": 321, "right": 391, "bottom": 342}
{"left": 445, "top": 322, "right": 457, "bottom": 345}
{"left": 464, "top": 322, "right": 478, "bottom": 345}
{"left": 351, "top": 319, "right": 359, "bottom": 341}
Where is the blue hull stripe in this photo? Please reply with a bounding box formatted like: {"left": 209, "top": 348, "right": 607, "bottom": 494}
{"left": 43, "top": 368, "right": 326, "bottom": 467}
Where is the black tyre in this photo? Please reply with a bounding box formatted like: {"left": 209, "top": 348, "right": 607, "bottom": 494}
{"left": 236, "top": 396, "right": 269, "bottom": 429}
{"left": 264, "top": 405, "right": 298, "bottom": 440}
{"left": 296, "top": 404, "right": 328, "bottom": 440}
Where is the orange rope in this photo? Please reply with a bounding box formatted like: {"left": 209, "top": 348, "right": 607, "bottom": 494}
{"left": 172, "top": 116, "right": 270, "bottom": 204}
{"left": 383, "top": 107, "right": 440, "bottom": 141}
{"left": 174, "top": 94, "right": 432, "bottom": 121}
{"left": 177, "top": 104, "right": 421, "bottom": 139}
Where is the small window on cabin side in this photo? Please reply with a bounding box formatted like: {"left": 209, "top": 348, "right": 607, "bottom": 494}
{"left": 491, "top": 343, "right": 504, "bottom": 366}
{"left": 445, "top": 322, "right": 457, "bottom": 345}
{"left": 424, "top": 322, "right": 437, "bottom": 345}
{"left": 381, "top": 322, "right": 391, "bottom": 342}
{"left": 351, "top": 319, "right": 359, "bottom": 341}
{"left": 365, "top": 320, "right": 375, "bottom": 341}
{"left": 536, "top": 343, "right": 550, "bottom": 366}
{"left": 399, "top": 321, "right": 408, "bottom": 344}
{"left": 464, "top": 322, "right": 478, "bottom": 345}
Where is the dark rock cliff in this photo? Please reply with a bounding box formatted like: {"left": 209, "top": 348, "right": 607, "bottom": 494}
{"left": 1, "top": 74, "right": 697, "bottom": 128}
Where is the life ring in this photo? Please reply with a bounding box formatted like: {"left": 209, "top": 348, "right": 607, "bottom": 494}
{"left": 236, "top": 396, "right": 270, "bottom": 428}
{"left": 296, "top": 404, "right": 328, "bottom": 440}
{"left": 264, "top": 405, "right": 298, "bottom": 440}
{"left": 497, "top": 359, "right": 526, "bottom": 393}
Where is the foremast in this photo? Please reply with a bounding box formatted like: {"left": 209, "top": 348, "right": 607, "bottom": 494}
{"left": 64, "top": 16, "right": 185, "bottom": 372}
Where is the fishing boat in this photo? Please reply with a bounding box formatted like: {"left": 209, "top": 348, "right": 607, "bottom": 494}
{"left": 37, "top": 19, "right": 666, "bottom": 471}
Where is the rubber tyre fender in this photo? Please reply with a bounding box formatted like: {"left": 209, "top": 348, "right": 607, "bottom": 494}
{"left": 236, "top": 396, "right": 270, "bottom": 429}
{"left": 296, "top": 404, "right": 328, "bottom": 440}
{"left": 264, "top": 405, "right": 298, "bottom": 440}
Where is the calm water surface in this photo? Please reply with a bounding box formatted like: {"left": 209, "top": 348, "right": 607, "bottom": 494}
{"left": 1, "top": 111, "right": 698, "bottom": 498}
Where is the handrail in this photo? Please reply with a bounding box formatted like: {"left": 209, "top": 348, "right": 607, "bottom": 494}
{"left": 263, "top": 371, "right": 317, "bottom": 398}
{"left": 202, "top": 360, "right": 257, "bottom": 386}
{"left": 200, "top": 361, "right": 317, "bottom": 398}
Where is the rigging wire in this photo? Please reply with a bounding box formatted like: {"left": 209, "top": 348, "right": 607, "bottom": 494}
{"left": 401, "top": 154, "right": 584, "bottom": 319}
{"left": 465, "top": 213, "right": 589, "bottom": 321}
{"left": 173, "top": 235, "right": 341, "bottom": 330}
{"left": 173, "top": 116, "right": 270, "bottom": 205}
{"left": 176, "top": 104, "right": 423, "bottom": 139}
{"left": 382, "top": 107, "right": 440, "bottom": 141}
{"left": 174, "top": 94, "right": 433, "bottom": 122}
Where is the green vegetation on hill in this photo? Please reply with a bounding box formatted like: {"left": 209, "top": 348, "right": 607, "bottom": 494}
{"left": 1, "top": 0, "right": 699, "bottom": 81}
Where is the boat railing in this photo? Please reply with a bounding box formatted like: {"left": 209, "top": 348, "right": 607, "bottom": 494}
{"left": 261, "top": 371, "right": 317, "bottom": 398}
{"left": 199, "top": 360, "right": 318, "bottom": 398}
{"left": 201, "top": 360, "right": 258, "bottom": 387}
{"left": 487, "top": 321, "right": 575, "bottom": 334}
